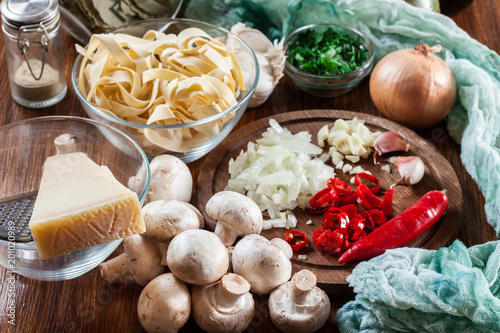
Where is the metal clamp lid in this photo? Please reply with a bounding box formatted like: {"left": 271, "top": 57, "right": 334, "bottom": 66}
{"left": 1, "top": 0, "right": 59, "bottom": 28}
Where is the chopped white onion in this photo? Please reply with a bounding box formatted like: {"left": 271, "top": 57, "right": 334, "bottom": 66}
{"left": 226, "top": 119, "right": 335, "bottom": 226}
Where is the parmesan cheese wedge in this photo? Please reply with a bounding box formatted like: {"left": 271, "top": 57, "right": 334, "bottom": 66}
{"left": 29, "top": 152, "right": 145, "bottom": 259}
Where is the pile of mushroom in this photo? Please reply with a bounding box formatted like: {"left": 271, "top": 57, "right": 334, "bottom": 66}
{"left": 99, "top": 156, "right": 332, "bottom": 332}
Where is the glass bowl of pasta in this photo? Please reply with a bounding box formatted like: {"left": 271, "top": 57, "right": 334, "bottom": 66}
{"left": 72, "top": 18, "right": 259, "bottom": 163}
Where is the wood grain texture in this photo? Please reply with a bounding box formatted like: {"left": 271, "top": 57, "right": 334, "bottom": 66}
{"left": 0, "top": 1, "right": 498, "bottom": 332}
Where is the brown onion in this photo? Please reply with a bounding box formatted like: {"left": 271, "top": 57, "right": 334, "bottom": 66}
{"left": 369, "top": 42, "right": 457, "bottom": 129}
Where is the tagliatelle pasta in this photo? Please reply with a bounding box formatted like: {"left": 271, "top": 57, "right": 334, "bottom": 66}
{"left": 77, "top": 27, "right": 246, "bottom": 153}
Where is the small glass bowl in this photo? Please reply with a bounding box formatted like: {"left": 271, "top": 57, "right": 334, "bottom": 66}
{"left": 72, "top": 18, "right": 259, "bottom": 163}
{"left": 0, "top": 116, "right": 150, "bottom": 281}
{"left": 284, "top": 23, "right": 375, "bottom": 98}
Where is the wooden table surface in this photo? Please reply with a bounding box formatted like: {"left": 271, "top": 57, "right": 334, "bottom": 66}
{"left": 0, "top": 1, "right": 498, "bottom": 332}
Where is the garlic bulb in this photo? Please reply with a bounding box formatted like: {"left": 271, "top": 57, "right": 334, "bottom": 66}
{"left": 230, "top": 23, "right": 285, "bottom": 108}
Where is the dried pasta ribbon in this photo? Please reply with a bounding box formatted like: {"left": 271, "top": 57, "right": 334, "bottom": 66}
{"left": 77, "top": 27, "right": 246, "bottom": 152}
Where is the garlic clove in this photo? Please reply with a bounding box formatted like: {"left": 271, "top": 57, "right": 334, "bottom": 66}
{"left": 373, "top": 131, "right": 409, "bottom": 164}
{"left": 393, "top": 156, "right": 425, "bottom": 186}
{"left": 230, "top": 23, "right": 285, "bottom": 108}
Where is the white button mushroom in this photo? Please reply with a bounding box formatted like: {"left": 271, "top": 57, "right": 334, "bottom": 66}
{"left": 232, "top": 234, "right": 292, "bottom": 295}
{"left": 99, "top": 234, "right": 164, "bottom": 286}
{"left": 141, "top": 200, "right": 204, "bottom": 266}
{"left": 138, "top": 273, "right": 191, "bottom": 333}
{"left": 129, "top": 154, "right": 193, "bottom": 205}
{"left": 269, "top": 269, "right": 331, "bottom": 333}
{"left": 166, "top": 229, "right": 229, "bottom": 286}
{"left": 206, "top": 191, "right": 263, "bottom": 246}
{"left": 270, "top": 238, "right": 293, "bottom": 259}
{"left": 191, "top": 273, "right": 255, "bottom": 333}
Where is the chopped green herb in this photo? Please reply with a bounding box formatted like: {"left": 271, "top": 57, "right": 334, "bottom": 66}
{"left": 287, "top": 27, "right": 370, "bottom": 76}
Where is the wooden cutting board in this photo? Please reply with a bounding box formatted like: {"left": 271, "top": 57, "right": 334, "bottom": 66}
{"left": 195, "top": 110, "right": 462, "bottom": 294}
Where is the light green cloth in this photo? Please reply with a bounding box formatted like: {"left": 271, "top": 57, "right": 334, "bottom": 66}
{"left": 185, "top": 0, "right": 500, "bottom": 237}
{"left": 335, "top": 240, "right": 500, "bottom": 332}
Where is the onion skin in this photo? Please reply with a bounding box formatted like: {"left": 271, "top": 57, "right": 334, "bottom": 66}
{"left": 369, "top": 43, "right": 457, "bottom": 129}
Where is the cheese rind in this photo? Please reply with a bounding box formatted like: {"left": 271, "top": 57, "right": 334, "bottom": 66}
{"left": 29, "top": 152, "right": 146, "bottom": 259}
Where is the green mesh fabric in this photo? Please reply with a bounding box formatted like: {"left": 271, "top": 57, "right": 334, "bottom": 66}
{"left": 185, "top": 0, "right": 500, "bottom": 236}
{"left": 335, "top": 240, "right": 500, "bottom": 332}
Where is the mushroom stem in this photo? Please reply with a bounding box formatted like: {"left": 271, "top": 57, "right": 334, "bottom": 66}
{"left": 99, "top": 253, "right": 130, "bottom": 284}
{"left": 289, "top": 270, "right": 317, "bottom": 305}
{"left": 214, "top": 273, "right": 251, "bottom": 310}
{"left": 226, "top": 246, "right": 234, "bottom": 273}
{"left": 157, "top": 242, "right": 169, "bottom": 266}
{"left": 215, "top": 222, "right": 241, "bottom": 246}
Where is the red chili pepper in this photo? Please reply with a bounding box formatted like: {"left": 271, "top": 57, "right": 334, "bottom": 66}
{"left": 322, "top": 209, "right": 349, "bottom": 233}
{"left": 340, "top": 191, "right": 357, "bottom": 206}
{"left": 313, "top": 228, "right": 346, "bottom": 254}
{"left": 328, "top": 178, "right": 351, "bottom": 195}
{"left": 313, "top": 227, "right": 327, "bottom": 246}
{"left": 382, "top": 188, "right": 395, "bottom": 216}
{"left": 355, "top": 172, "right": 380, "bottom": 194}
{"left": 347, "top": 226, "right": 366, "bottom": 242}
{"left": 340, "top": 204, "right": 357, "bottom": 219}
{"left": 360, "top": 209, "right": 387, "bottom": 228}
{"left": 285, "top": 230, "right": 308, "bottom": 251}
{"left": 356, "top": 184, "right": 383, "bottom": 209}
{"left": 309, "top": 187, "right": 338, "bottom": 212}
{"left": 338, "top": 190, "right": 449, "bottom": 264}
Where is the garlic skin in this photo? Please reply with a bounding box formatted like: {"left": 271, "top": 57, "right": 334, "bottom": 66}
{"left": 230, "top": 23, "right": 285, "bottom": 108}
{"left": 393, "top": 156, "right": 425, "bottom": 186}
{"left": 373, "top": 131, "right": 409, "bottom": 164}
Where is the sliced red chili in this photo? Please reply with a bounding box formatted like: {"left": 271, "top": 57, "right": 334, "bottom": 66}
{"left": 340, "top": 204, "right": 357, "bottom": 219}
{"left": 382, "top": 188, "right": 395, "bottom": 216}
{"left": 313, "top": 228, "right": 345, "bottom": 254}
{"left": 361, "top": 209, "right": 387, "bottom": 229}
{"left": 322, "top": 210, "right": 349, "bottom": 234}
{"left": 356, "top": 184, "right": 383, "bottom": 209}
{"left": 313, "top": 227, "right": 327, "bottom": 246}
{"left": 348, "top": 226, "right": 366, "bottom": 242}
{"left": 340, "top": 190, "right": 357, "bottom": 206}
{"left": 285, "top": 230, "right": 308, "bottom": 251}
{"left": 354, "top": 172, "right": 380, "bottom": 194}
{"left": 309, "top": 187, "right": 338, "bottom": 212}
{"left": 328, "top": 178, "right": 351, "bottom": 195}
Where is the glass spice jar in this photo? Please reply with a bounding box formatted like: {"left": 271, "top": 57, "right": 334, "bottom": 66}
{"left": 1, "top": 0, "right": 67, "bottom": 108}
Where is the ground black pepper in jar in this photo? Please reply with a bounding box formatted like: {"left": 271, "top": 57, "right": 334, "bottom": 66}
{"left": 1, "top": 0, "right": 67, "bottom": 108}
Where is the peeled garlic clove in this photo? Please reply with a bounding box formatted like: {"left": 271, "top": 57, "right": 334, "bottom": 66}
{"left": 373, "top": 131, "right": 409, "bottom": 164}
{"left": 393, "top": 156, "right": 425, "bottom": 186}
{"left": 230, "top": 23, "right": 285, "bottom": 108}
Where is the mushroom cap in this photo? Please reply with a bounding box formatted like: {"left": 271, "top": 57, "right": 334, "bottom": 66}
{"left": 166, "top": 229, "right": 229, "bottom": 286}
{"left": 268, "top": 270, "right": 331, "bottom": 333}
{"left": 123, "top": 234, "right": 164, "bottom": 286}
{"left": 191, "top": 273, "right": 254, "bottom": 333}
{"left": 146, "top": 154, "right": 193, "bottom": 204}
{"left": 141, "top": 200, "right": 203, "bottom": 242}
{"left": 270, "top": 238, "right": 293, "bottom": 259}
{"left": 232, "top": 234, "right": 292, "bottom": 295}
{"left": 138, "top": 273, "right": 191, "bottom": 333}
{"left": 206, "top": 191, "right": 263, "bottom": 245}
